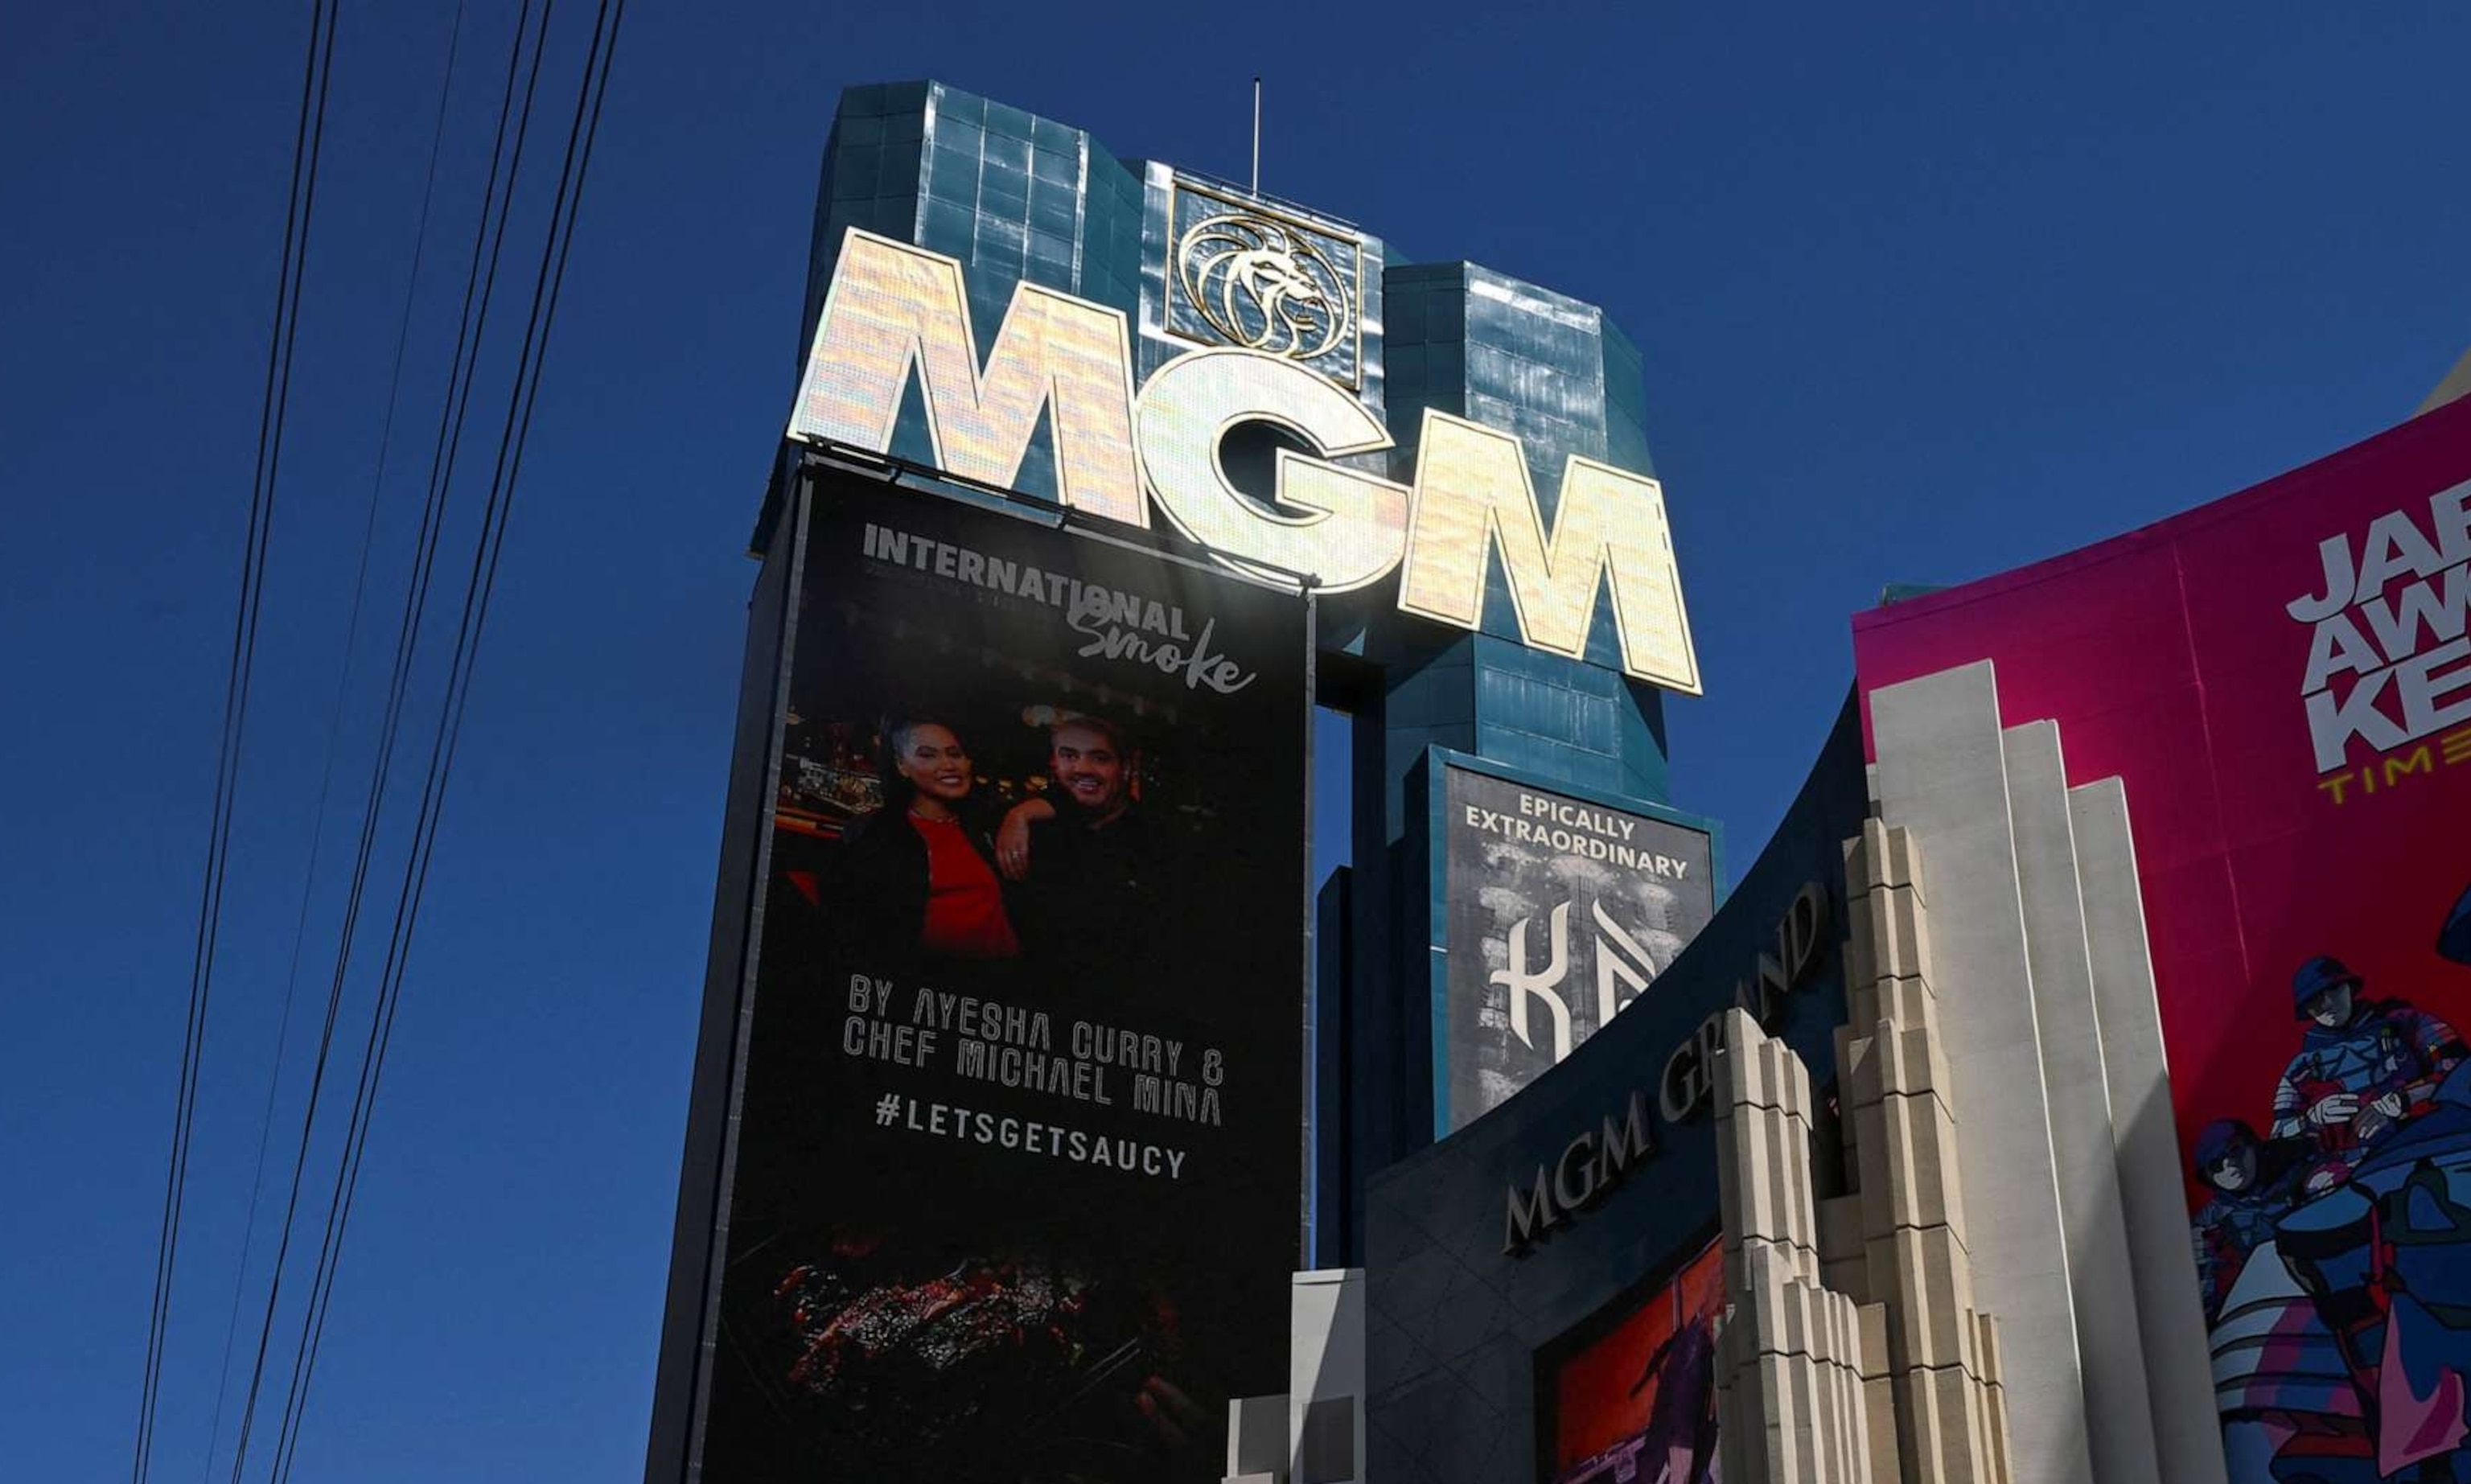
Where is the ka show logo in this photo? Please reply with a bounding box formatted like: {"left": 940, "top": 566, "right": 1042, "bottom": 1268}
{"left": 787, "top": 228, "right": 1703, "bottom": 695}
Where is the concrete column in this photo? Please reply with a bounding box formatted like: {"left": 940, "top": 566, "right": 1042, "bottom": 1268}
{"left": 1715, "top": 1009, "right": 1878, "bottom": 1484}
{"left": 1289, "top": 1270, "right": 1366, "bottom": 1484}
{"left": 2066, "top": 779, "right": 2227, "bottom": 1484}
{"left": 1867, "top": 663, "right": 2093, "bottom": 1484}
{"left": 1996, "top": 723, "right": 2161, "bottom": 1484}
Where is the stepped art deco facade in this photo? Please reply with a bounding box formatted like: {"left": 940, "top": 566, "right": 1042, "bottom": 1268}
{"left": 643, "top": 73, "right": 2471, "bottom": 1484}
{"left": 1712, "top": 820, "right": 2018, "bottom": 1484}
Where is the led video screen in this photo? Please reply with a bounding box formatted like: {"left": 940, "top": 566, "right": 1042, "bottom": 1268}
{"left": 702, "top": 473, "right": 1311, "bottom": 1483}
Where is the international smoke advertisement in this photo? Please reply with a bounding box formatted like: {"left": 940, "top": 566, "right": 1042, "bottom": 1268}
{"left": 707, "top": 474, "right": 1310, "bottom": 1482}
{"left": 1853, "top": 397, "right": 2471, "bottom": 1481}
{"left": 1440, "top": 761, "right": 1714, "bottom": 1132}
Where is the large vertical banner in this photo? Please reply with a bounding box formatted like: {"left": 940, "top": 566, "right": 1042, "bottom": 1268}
{"left": 1852, "top": 398, "right": 2471, "bottom": 1481}
{"left": 706, "top": 473, "right": 1310, "bottom": 1482}
{"left": 1437, "top": 758, "right": 1715, "bottom": 1133}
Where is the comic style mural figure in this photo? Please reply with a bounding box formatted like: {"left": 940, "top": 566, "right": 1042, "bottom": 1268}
{"left": 1849, "top": 393, "right": 2471, "bottom": 1484}
{"left": 2442, "top": 887, "right": 2471, "bottom": 969}
{"left": 2191, "top": 1120, "right": 2314, "bottom": 1324}
{"left": 2206, "top": 890, "right": 2471, "bottom": 1482}
{"left": 2272, "top": 958, "right": 2467, "bottom": 1178}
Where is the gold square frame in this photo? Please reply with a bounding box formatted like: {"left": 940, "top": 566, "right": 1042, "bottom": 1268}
{"left": 1163, "top": 177, "right": 1367, "bottom": 392}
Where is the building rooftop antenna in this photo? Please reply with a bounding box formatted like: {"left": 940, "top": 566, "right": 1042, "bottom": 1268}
{"left": 1251, "top": 75, "right": 1261, "bottom": 195}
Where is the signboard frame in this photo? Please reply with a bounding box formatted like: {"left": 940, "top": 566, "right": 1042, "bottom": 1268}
{"left": 659, "top": 448, "right": 1320, "bottom": 1484}
{"left": 1419, "top": 746, "right": 1722, "bottom": 1138}
{"left": 1531, "top": 1221, "right": 1725, "bottom": 1484}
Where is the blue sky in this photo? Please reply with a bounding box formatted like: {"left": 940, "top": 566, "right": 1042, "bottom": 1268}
{"left": 5, "top": 4, "right": 2467, "bottom": 1480}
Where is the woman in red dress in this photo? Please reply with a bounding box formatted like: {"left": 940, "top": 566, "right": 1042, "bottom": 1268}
{"left": 833, "top": 717, "right": 1019, "bottom": 962}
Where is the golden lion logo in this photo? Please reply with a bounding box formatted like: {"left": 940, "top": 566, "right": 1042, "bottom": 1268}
{"left": 1175, "top": 213, "right": 1352, "bottom": 362}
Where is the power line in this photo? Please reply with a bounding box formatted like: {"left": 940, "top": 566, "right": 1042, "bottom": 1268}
{"left": 216, "top": 1, "right": 562, "bottom": 1478}
{"left": 121, "top": 0, "right": 626, "bottom": 1474}
{"left": 268, "top": 1, "right": 625, "bottom": 1470}
{"left": 194, "top": 6, "right": 471, "bottom": 1482}
{"left": 133, "top": 4, "right": 340, "bottom": 1481}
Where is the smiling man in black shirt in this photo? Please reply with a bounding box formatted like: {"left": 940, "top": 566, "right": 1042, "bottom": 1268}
{"left": 998, "top": 715, "right": 1164, "bottom": 990}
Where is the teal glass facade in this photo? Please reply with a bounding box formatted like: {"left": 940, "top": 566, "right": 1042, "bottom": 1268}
{"left": 1380, "top": 261, "right": 1670, "bottom": 803}
{"left": 797, "top": 80, "right": 1700, "bottom": 1255}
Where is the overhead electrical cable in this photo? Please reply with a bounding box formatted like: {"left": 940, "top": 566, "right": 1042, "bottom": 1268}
{"left": 194, "top": 6, "right": 471, "bottom": 1482}
{"left": 265, "top": 2, "right": 625, "bottom": 1471}
{"left": 215, "top": 3, "right": 561, "bottom": 1481}
{"left": 132, "top": 3, "right": 339, "bottom": 1481}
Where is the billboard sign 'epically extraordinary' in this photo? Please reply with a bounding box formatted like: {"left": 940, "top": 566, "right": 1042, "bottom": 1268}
{"left": 1433, "top": 756, "right": 1717, "bottom": 1133}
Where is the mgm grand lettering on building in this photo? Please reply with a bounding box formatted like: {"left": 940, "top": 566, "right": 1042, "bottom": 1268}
{"left": 1504, "top": 1091, "right": 1655, "bottom": 1256}
{"left": 1657, "top": 882, "right": 1831, "bottom": 1122}
{"left": 1500, "top": 883, "right": 1832, "bottom": 1256}
{"left": 789, "top": 229, "right": 1702, "bottom": 693}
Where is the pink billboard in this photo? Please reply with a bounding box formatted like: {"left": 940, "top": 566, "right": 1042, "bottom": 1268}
{"left": 1854, "top": 394, "right": 2471, "bottom": 1480}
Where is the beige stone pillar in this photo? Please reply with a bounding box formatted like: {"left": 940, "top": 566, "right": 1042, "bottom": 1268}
{"left": 1712, "top": 823, "right": 2017, "bottom": 1484}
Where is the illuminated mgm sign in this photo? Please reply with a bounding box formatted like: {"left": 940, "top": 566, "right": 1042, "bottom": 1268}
{"left": 790, "top": 229, "right": 1704, "bottom": 693}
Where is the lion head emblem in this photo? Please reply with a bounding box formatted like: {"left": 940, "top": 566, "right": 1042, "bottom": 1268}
{"left": 1176, "top": 213, "right": 1352, "bottom": 362}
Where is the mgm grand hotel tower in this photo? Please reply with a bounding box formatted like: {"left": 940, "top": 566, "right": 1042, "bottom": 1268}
{"left": 645, "top": 75, "right": 2471, "bottom": 1484}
